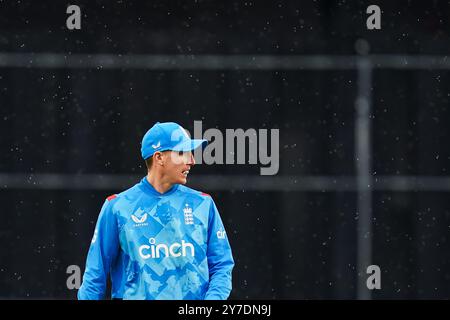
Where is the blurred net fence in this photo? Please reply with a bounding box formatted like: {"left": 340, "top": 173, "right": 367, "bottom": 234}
{"left": 1, "top": 50, "right": 450, "bottom": 299}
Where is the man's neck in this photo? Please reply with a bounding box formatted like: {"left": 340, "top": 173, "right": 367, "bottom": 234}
{"left": 146, "top": 172, "right": 174, "bottom": 194}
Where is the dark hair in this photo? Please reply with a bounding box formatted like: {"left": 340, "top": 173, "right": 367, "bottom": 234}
{"left": 144, "top": 157, "right": 153, "bottom": 171}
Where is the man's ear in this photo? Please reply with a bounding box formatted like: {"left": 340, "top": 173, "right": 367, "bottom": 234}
{"left": 153, "top": 151, "right": 164, "bottom": 166}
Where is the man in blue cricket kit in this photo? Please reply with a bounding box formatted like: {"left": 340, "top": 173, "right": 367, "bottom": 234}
{"left": 78, "top": 122, "right": 234, "bottom": 300}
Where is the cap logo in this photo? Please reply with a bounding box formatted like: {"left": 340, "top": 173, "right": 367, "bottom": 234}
{"left": 152, "top": 141, "right": 161, "bottom": 149}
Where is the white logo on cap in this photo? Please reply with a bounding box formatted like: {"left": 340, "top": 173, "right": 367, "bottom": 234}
{"left": 152, "top": 141, "right": 161, "bottom": 149}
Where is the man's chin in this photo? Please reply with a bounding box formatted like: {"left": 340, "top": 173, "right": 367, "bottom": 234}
{"left": 178, "top": 177, "right": 188, "bottom": 185}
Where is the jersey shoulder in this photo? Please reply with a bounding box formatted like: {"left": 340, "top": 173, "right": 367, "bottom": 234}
{"left": 106, "top": 194, "right": 117, "bottom": 201}
{"left": 104, "top": 182, "right": 142, "bottom": 205}
{"left": 177, "top": 185, "right": 213, "bottom": 200}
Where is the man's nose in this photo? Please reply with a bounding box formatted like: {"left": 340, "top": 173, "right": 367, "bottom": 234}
{"left": 187, "top": 152, "right": 195, "bottom": 166}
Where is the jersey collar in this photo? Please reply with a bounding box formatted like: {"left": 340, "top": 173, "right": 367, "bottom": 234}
{"left": 140, "top": 176, "right": 179, "bottom": 197}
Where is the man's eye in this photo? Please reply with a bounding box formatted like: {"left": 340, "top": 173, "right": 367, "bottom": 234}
{"left": 178, "top": 151, "right": 184, "bottom": 156}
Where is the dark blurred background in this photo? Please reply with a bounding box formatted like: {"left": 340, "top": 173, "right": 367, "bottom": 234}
{"left": 1, "top": 0, "right": 450, "bottom": 299}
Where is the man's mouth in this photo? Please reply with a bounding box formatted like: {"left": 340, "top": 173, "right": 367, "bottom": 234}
{"left": 182, "top": 170, "right": 190, "bottom": 177}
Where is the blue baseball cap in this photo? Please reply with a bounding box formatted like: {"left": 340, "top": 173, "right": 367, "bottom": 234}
{"left": 141, "top": 122, "right": 208, "bottom": 160}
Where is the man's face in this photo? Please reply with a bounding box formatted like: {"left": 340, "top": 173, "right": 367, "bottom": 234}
{"left": 162, "top": 150, "right": 195, "bottom": 185}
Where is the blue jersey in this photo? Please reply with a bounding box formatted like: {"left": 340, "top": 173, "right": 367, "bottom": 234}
{"left": 78, "top": 177, "right": 234, "bottom": 300}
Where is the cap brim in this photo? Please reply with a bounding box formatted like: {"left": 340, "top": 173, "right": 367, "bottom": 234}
{"left": 171, "top": 139, "right": 208, "bottom": 152}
